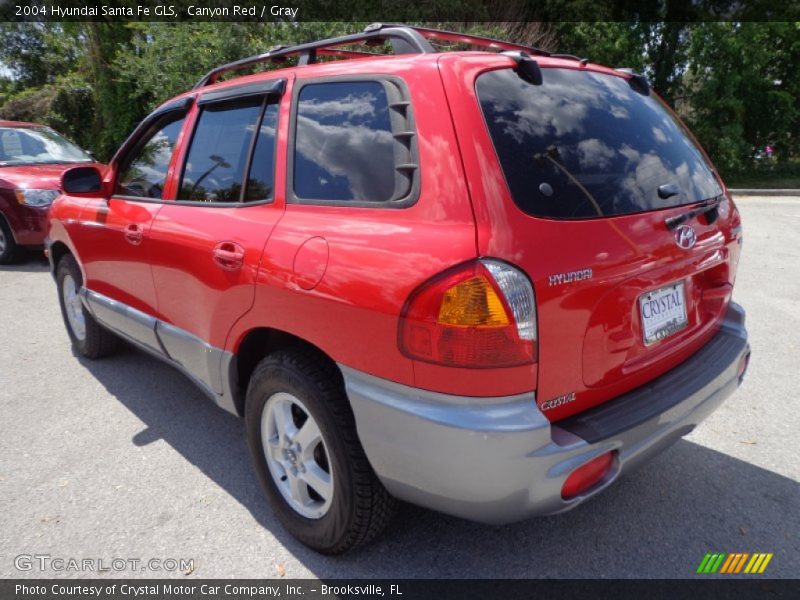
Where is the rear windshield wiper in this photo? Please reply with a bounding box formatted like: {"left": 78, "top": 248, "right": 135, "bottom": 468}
{"left": 665, "top": 195, "right": 723, "bottom": 230}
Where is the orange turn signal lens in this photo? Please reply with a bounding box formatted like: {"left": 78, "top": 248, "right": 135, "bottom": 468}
{"left": 399, "top": 261, "right": 536, "bottom": 368}
{"left": 438, "top": 276, "right": 510, "bottom": 328}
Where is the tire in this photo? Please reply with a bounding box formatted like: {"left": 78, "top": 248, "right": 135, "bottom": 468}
{"left": 56, "top": 254, "right": 120, "bottom": 358}
{"left": 245, "top": 348, "right": 396, "bottom": 554}
{"left": 0, "top": 216, "right": 21, "bottom": 264}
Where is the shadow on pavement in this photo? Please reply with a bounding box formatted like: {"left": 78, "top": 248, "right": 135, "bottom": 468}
{"left": 78, "top": 345, "right": 799, "bottom": 578}
{"left": 0, "top": 253, "right": 49, "bottom": 273}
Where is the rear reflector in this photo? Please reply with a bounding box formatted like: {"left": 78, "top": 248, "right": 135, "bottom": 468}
{"left": 561, "top": 451, "right": 615, "bottom": 500}
{"left": 737, "top": 349, "right": 751, "bottom": 384}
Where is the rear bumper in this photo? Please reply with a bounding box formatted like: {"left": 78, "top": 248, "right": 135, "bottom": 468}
{"left": 342, "top": 302, "right": 749, "bottom": 524}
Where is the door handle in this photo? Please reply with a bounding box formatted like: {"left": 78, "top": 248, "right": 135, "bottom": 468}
{"left": 212, "top": 242, "right": 245, "bottom": 271}
{"left": 124, "top": 223, "right": 143, "bottom": 246}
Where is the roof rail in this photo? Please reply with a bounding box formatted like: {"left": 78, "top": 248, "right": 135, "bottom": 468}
{"left": 194, "top": 23, "right": 551, "bottom": 88}
{"left": 194, "top": 24, "right": 434, "bottom": 88}
{"left": 377, "top": 23, "right": 550, "bottom": 57}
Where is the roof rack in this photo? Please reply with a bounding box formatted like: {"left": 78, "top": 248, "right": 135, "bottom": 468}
{"left": 194, "top": 23, "right": 551, "bottom": 88}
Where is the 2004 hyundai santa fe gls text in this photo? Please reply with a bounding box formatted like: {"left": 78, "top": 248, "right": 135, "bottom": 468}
{"left": 46, "top": 24, "right": 751, "bottom": 554}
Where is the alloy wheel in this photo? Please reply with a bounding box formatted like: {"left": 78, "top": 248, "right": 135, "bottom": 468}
{"left": 62, "top": 274, "right": 86, "bottom": 341}
{"left": 261, "top": 392, "right": 334, "bottom": 519}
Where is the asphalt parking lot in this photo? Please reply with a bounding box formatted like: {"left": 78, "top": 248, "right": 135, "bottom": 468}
{"left": 1, "top": 196, "right": 798, "bottom": 579}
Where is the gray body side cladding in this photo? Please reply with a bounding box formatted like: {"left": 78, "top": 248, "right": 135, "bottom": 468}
{"left": 80, "top": 288, "right": 239, "bottom": 415}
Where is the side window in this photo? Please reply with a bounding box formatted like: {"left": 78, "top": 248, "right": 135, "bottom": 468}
{"left": 178, "top": 99, "right": 262, "bottom": 203}
{"left": 244, "top": 102, "right": 279, "bottom": 203}
{"left": 293, "top": 80, "right": 415, "bottom": 204}
{"left": 117, "top": 114, "right": 185, "bottom": 199}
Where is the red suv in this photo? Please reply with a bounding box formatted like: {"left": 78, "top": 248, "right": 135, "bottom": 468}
{"left": 47, "top": 25, "right": 750, "bottom": 554}
{"left": 0, "top": 120, "right": 98, "bottom": 263}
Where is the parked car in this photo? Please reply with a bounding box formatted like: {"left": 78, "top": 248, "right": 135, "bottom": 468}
{"left": 0, "top": 120, "right": 99, "bottom": 263}
{"left": 46, "top": 24, "right": 750, "bottom": 554}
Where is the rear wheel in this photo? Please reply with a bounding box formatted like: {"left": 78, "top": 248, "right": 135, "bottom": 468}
{"left": 262, "top": 392, "right": 335, "bottom": 519}
{"left": 56, "top": 254, "right": 119, "bottom": 358}
{"left": 245, "top": 348, "right": 396, "bottom": 554}
{"left": 0, "top": 217, "right": 21, "bottom": 264}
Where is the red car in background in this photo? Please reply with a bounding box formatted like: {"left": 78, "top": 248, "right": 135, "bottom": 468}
{"left": 0, "top": 120, "right": 99, "bottom": 263}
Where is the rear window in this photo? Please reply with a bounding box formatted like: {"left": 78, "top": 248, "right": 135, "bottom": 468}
{"left": 477, "top": 68, "right": 722, "bottom": 219}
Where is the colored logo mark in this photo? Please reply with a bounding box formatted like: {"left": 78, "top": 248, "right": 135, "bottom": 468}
{"left": 696, "top": 552, "right": 773, "bottom": 574}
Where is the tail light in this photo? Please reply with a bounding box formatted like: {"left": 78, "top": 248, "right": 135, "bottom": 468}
{"left": 399, "top": 259, "right": 537, "bottom": 368}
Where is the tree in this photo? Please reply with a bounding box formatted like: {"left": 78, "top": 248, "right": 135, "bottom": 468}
{"left": 0, "top": 23, "right": 83, "bottom": 88}
{"left": 114, "top": 23, "right": 358, "bottom": 111}
{"left": 1, "top": 20, "right": 797, "bottom": 177}
{"left": 686, "top": 22, "right": 800, "bottom": 171}
{"left": 83, "top": 22, "right": 138, "bottom": 159}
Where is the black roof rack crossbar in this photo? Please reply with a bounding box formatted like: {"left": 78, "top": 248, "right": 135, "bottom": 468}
{"left": 194, "top": 25, "right": 434, "bottom": 88}
{"left": 194, "top": 23, "right": 554, "bottom": 89}
{"left": 371, "top": 23, "right": 550, "bottom": 57}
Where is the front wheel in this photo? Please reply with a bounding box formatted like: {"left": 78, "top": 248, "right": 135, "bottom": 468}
{"left": 245, "top": 348, "right": 396, "bottom": 554}
{"left": 0, "top": 217, "right": 21, "bottom": 264}
{"left": 56, "top": 254, "right": 120, "bottom": 358}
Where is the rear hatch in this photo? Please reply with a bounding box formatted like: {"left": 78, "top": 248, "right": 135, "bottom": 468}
{"left": 471, "top": 64, "right": 743, "bottom": 421}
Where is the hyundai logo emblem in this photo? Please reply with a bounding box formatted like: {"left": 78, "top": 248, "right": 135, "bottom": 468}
{"left": 675, "top": 224, "right": 697, "bottom": 250}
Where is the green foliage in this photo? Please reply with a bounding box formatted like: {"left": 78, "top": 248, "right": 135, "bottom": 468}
{"left": 115, "top": 23, "right": 358, "bottom": 111}
{"left": 47, "top": 76, "right": 96, "bottom": 151}
{"left": 683, "top": 22, "right": 800, "bottom": 173}
{"left": 553, "top": 22, "right": 800, "bottom": 178}
{"left": 82, "top": 22, "right": 139, "bottom": 160}
{"left": 552, "top": 23, "right": 650, "bottom": 72}
{"left": 0, "top": 23, "right": 83, "bottom": 87}
{"left": 0, "top": 85, "right": 58, "bottom": 123}
{"left": 552, "top": 22, "right": 690, "bottom": 101}
{"left": 116, "top": 23, "right": 261, "bottom": 109}
{"left": 0, "top": 74, "right": 93, "bottom": 151}
{"left": 0, "top": 20, "right": 797, "bottom": 182}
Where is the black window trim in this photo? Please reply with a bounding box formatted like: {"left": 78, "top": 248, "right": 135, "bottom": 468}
{"left": 111, "top": 78, "right": 286, "bottom": 208}
{"left": 175, "top": 93, "right": 281, "bottom": 208}
{"left": 287, "top": 74, "right": 421, "bottom": 209}
{"left": 198, "top": 78, "right": 286, "bottom": 106}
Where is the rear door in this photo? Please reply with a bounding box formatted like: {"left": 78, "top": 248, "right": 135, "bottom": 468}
{"left": 442, "top": 56, "right": 743, "bottom": 420}
{"left": 147, "top": 80, "right": 287, "bottom": 393}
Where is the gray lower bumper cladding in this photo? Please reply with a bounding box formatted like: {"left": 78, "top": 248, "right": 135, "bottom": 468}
{"left": 342, "top": 303, "right": 750, "bottom": 524}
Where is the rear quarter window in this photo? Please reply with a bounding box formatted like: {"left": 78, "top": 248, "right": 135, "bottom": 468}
{"left": 291, "top": 79, "right": 418, "bottom": 206}
{"left": 477, "top": 68, "right": 722, "bottom": 219}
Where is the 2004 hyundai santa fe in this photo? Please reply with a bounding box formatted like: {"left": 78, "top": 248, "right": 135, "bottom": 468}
{"left": 46, "top": 24, "right": 750, "bottom": 553}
